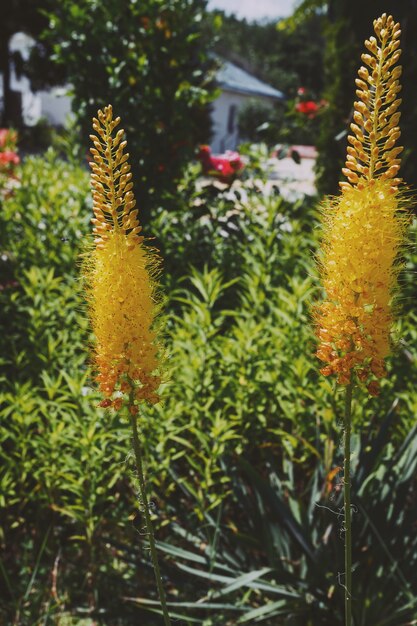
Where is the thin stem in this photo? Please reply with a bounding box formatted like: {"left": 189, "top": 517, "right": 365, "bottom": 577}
{"left": 344, "top": 381, "right": 354, "bottom": 626}
{"left": 129, "top": 409, "right": 171, "bottom": 626}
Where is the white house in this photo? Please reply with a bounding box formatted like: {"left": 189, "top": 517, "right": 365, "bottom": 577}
{"left": 211, "top": 60, "right": 285, "bottom": 152}
{"left": 1, "top": 36, "right": 284, "bottom": 152}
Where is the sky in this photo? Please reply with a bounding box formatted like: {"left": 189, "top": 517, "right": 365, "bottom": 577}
{"left": 206, "top": 0, "right": 298, "bottom": 22}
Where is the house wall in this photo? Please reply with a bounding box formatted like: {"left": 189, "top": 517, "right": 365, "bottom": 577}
{"left": 210, "top": 89, "right": 274, "bottom": 153}
{"left": 39, "top": 88, "right": 73, "bottom": 126}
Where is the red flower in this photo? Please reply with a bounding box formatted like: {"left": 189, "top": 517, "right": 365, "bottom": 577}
{"left": 295, "top": 100, "right": 319, "bottom": 117}
{"left": 0, "top": 151, "right": 20, "bottom": 166}
{"left": 198, "top": 145, "right": 244, "bottom": 183}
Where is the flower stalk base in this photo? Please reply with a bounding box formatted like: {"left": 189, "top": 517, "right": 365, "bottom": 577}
{"left": 129, "top": 410, "right": 171, "bottom": 626}
{"left": 344, "top": 382, "right": 354, "bottom": 626}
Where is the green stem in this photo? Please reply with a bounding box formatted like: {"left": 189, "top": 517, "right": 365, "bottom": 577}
{"left": 344, "top": 381, "right": 354, "bottom": 626}
{"left": 129, "top": 409, "right": 171, "bottom": 626}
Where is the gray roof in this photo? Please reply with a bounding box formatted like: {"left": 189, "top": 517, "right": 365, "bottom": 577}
{"left": 217, "top": 60, "right": 285, "bottom": 100}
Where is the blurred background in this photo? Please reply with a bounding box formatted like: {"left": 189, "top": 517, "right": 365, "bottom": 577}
{"left": 1, "top": 1, "right": 417, "bottom": 625}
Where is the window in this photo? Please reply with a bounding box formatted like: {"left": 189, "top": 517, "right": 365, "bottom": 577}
{"left": 227, "top": 104, "right": 237, "bottom": 134}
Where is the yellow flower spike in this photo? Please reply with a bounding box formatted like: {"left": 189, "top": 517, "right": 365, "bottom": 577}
{"left": 314, "top": 20, "right": 412, "bottom": 624}
{"left": 315, "top": 14, "right": 410, "bottom": 398}
{"left": 83, "top": 106, "right": 171, "bottom": 625}
{"left": 84, "top": 104, "right": 162, "bottom": 409}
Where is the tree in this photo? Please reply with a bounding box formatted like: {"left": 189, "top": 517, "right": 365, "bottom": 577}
{"left": 44, "top": 0, "right": 217, "bottom": 222}
{"left": 204, "top": 11, "right": 326, "bottom": 97}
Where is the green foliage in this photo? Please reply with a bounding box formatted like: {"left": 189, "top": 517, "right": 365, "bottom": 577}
{"left": 0, "top": 149, "right": 90, "bottom": 383}
{"left": 238, "top": 98, "right": 323, "bottom": 147}
{"left": 203, "top": 10, "right": 326, "bottom": 146}
{"left": 0, "top": 153, "right": 143, "bottom": 623}
{"left": 238, "top": 100, "right": 286, "bottom": 146}
{"left": 151, "top": 416, "right": 417, "bottom": 624}
{"left": 43, "top": 0, "right": 217, "bottom": 222}
{"left": 0, "top": 148, "right": 89, "bottom": 273}
{"left": 206, "top": 11, "right": 325, "bottom": 97}
{"left": 1, "top": 148, "right": 417, "bottom": 623}
{"left": 0, "top": 370, "right": 151, "bottom": 625}
{"left": 280, "top": 0, "right": 327, "bottom": 32}
{"left": 144, "top": 172, "right": 417, "bottom": 524}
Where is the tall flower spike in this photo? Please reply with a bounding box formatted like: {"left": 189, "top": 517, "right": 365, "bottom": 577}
{"left": 315, "top": 15, "right": 409, "bottom": 396}
{"left": 85, "top": 105, "right": 161, "bottom": 408}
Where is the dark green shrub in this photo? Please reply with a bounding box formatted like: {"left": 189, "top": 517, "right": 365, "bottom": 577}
{"left": 149, "top": 417, "right": 417, "bottom": 624}
{"left": 238, "top": 99, "right": 323, "bottom": 147}
{"left": 1, "top": 148, "right": 416, "bottom": 624}
{"left": 44, "top": 0, "right": 217, "bottom": 222}
{"left": 206, "top": 11, "right": 325, "bottom": 96}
